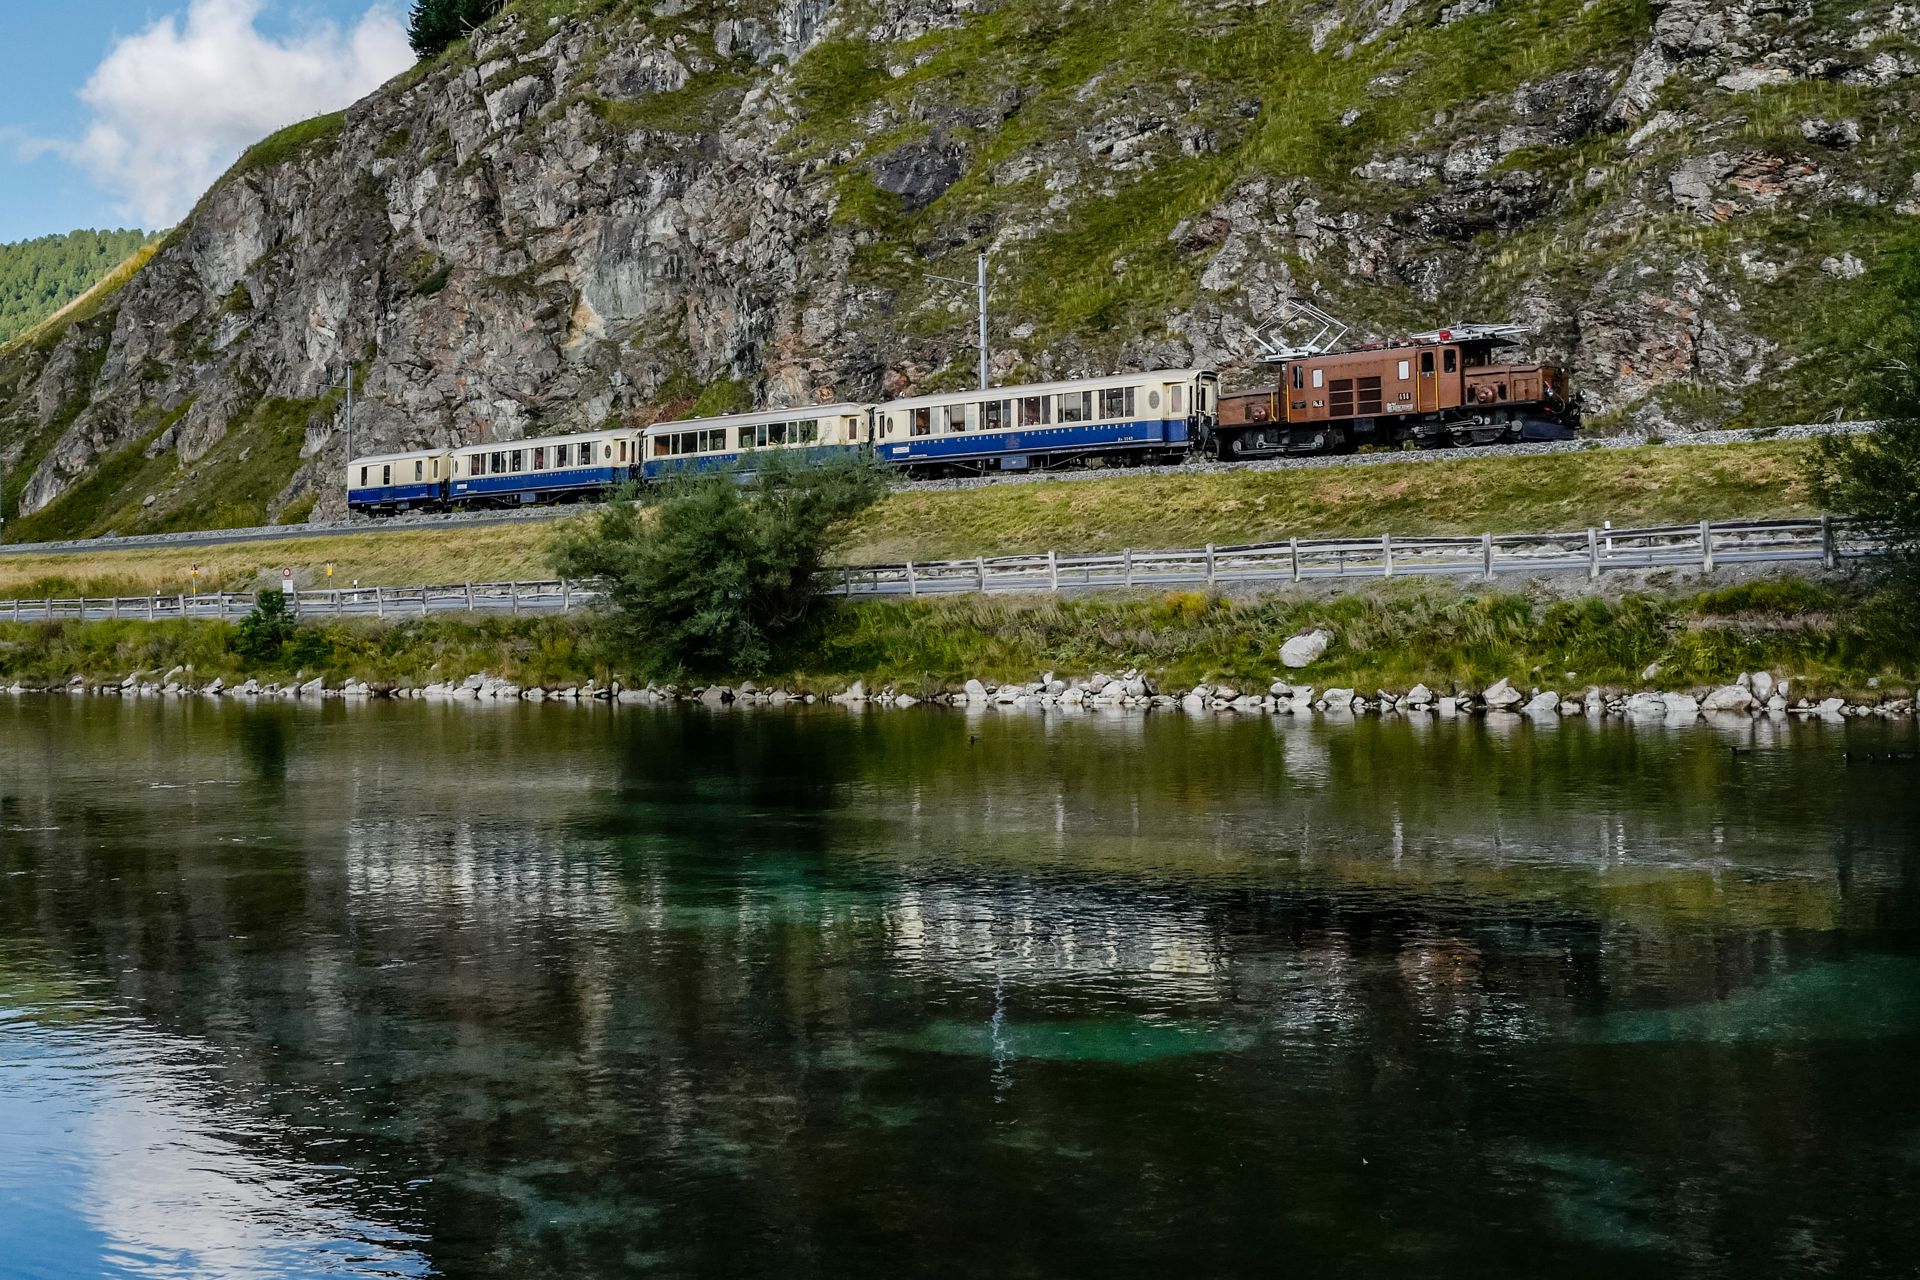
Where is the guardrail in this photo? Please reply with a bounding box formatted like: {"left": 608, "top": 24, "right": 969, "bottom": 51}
{"left": 0, "top": 517, "right": 1869, "bottom": 622}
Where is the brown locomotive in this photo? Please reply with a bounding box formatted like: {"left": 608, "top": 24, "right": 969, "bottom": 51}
{"left": 1206, "top": 324, "right": 1577, "bottom": 457}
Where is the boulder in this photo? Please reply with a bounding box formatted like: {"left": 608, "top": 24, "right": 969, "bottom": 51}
{"left": 1086, "top": 673, "right": 1112, "bottom": 693}
{"left": 1321, "top": 687, "right": 1356, "bottom": 712}
{"left": 1558, "top": 700, "right": 1583, "bottom": 715}
{"left": 1701, "top": 685, "right": 1755, "bottom": 713}
{"left": 1816, "top": 696, "right": 1847, "bottom": 717}
{"left": 1436, "top": 696, "right": 1457, "bottom": 716}
{"left": 1214, "top": 686, "right": 1239, "bottom": 702}
{"left": 1765, "top": 694, "right": 1787, "bottom": 711}
{"left": 1523, "top": 690, "right": 1560, "bottom": 714}
{"left": 1481, "top": 678, "right": 1524, "bottom": 709}
{"left": 1180, "top": 694, "right": 1207, "bottom": 714}
{"left": 1405, "top": 683, "right": 1433, "bottom": 705}
{"left": 1280, "top": 629, "right": 1331, "bottom": 668}
{"left": 1269, "top": 680, "right": 1292, "bottom": 698}
{"left": 525, "top": 687, "right": 548, "bottom": 702}
{"left": 203, "top": 677, "right": 225, "bottom": 696}
{"left": 1660, "top": 692, "right": 1699, "bottom": 718}
{"left": 1624, "top": 692, "right": 1668, "bottom": 717}
{"left": 963, "top": 678, "right": 990, "bottom": 702}
{"left": 1751, "top": 671, "right": 1776, "bottom": 701}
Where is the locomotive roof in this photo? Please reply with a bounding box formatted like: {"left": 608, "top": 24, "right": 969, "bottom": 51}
{"left": 647, "top": 401, "right": 876, "bottom": 433}
{"left": 883, "top": 368, "right": 1210, "bottom": 410}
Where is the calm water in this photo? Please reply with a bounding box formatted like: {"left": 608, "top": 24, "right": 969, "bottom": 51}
{"left": 2, "top": 698, "right": 1918, "bottom": 1279}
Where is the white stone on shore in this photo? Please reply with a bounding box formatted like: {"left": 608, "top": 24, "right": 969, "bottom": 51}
{"left": 1481, "top": 678, "right": 1524, "bottom": 709}
{"left": 1436, "top": 696, "right": 1457, "bottom": 716}
{"left": 1660, "top": 692, "right": 1699, "bottom": 718}
{"left": 1321, "top": 687, "right": 1356, "bottom": 712}
{"left": 1701, "top": 685, "right": 1755, "bottom": 712}
{"left": 1752, "top": 672, "right": 1776, "bottom": 701}
{"left": 1523, "top": 690, "right": 1559, "bottom": 715}
{"left": 1280, "top": 629, "right": 1331, "bottom": 668}
{"left": 1405, "top": 683, "right": 1433, "bottom": 706}
{"left": 1625, "top": 692, "right": 1667, "bottom": 718}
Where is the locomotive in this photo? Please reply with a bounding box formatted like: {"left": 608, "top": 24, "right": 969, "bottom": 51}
{"left": 1207, "top": 324, "right": 1577, "bottom": 457}
{"left": 346, "top": 325, "right": 1574, "bottom": 514}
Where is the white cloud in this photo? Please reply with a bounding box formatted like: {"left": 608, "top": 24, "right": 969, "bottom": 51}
{"left": 67, "top": 0, "right": 413, "bottom": 226}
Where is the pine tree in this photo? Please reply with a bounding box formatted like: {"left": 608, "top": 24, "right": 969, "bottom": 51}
{"left": 408, "top": 0, "right": 504, "bottom": 59}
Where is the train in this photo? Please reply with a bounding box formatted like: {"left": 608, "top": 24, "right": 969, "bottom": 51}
{"left": 346, "top": 327, "right": 1575, "bottom": 514}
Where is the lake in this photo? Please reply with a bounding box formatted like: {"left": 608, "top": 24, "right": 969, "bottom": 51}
{"left": 1, "top": 697, "right": 1917, "bottom": 1278}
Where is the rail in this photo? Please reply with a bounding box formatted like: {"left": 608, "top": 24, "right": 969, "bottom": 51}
{"left": 0, "top": 517, "right": 1870, "bottom": 622}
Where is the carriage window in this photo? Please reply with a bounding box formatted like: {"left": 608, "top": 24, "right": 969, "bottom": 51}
{"left": 491, "top": 452, "right": 507, "bottom": 474}
{"left": 981, "top": 400, "right": 1004, "bottom": 431}
{"left": 1443, "top": 349, "right": 1458, "bottom": 374}
{"left": 511, "top": 451, "right": 524, "bottom": 473}
{"left": 653, "top": 437, "right": 669, "bottom": 457}
{"left": 556, "top": 444, "right": 569, "bottom": 467}
{"left": 1398, "top": 360, "right": 1411, "bottom": 380}
{"left": 619, "top": 440, "right": 629, "bottom": 462}
{"left": 1172, "top": 385, "right": 1184, "bottom": 414}
{"left": 358, "top": 467, "right": 368, "bottom": 486}
{"left": 1019, "top": 396, "right": 1048, "bottom": 426}
{"left": 911, "top": 407, "right": 930, "bottom": 436}
{"left": 1311, "top": 368, "right": 1324, "bottom": 389}
{"left": 382, "top": 464, "right": 392, "bottom": 485}
{"left": 414, "top": 460, "right": 424, "bottom": 481}
{"left": 532, "top": 447, "right": 545, "bottom": 470}
{"left": 800, "top": 419, "right": 819, "bottom": 443}
{"left": 1060, "top": 391, "right": 1092, "bottom": 423}
{"left": 738, "top": 426, "right": 755, "bottom": 449}
{"left": 1099, "top": 387, "right": 1129, "bottom": 418}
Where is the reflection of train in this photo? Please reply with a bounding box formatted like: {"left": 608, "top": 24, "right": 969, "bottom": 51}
{"left": 347, "top": 327, "right": 1575, "bottom": 513}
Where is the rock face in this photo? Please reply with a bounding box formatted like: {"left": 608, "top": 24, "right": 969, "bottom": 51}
{"left": 2, "top": 0, "right": 1914, "bottom": 532}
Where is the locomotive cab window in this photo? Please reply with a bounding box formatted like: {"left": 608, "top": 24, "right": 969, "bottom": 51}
{"left": 1443, "top": 349, "right": 1458, "bottom": 374}
{"left": 1398, "top": 360, "right": 1411, "bottom": 380}
{"left": 1311, "top": 368, "right": 1324, "bottom": 389}
{"left": 1420, "top": 351, "right": 1434, "bottom": 375}
{"left": 1291, "top": 365, "right": 1304, "bottom": 390}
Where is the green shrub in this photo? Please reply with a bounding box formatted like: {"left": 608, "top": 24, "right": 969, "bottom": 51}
{"left": 550, "top": 452, "right": 889, "bottom": 676}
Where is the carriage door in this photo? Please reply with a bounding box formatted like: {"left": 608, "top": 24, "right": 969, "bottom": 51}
{"left": 1417, "top": 350, "right": 1438, "bottom": 412}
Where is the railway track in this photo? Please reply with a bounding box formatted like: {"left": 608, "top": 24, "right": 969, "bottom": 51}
{"left": 0, "top": 421, "right": 1864, "bottom": 559}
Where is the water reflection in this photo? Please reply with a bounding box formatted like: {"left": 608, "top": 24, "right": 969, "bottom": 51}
{"left": 0, "top": 697, "right": 1916, "bottom": 1277}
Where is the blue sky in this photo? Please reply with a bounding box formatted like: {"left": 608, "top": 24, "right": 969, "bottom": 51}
{"left": 0, "top": 1, "right": 412, "bottom": 243}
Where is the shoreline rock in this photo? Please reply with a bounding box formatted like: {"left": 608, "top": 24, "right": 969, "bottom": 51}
{"left": 2, "top": 669, "right": 1911, "bottom": 726}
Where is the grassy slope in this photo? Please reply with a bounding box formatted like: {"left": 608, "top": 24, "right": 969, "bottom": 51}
{"left": 0, "top": 578, "right": 1910, "bottom": 697}
{"left": 0, "top": 439, "right": 1812, "bottom": 595}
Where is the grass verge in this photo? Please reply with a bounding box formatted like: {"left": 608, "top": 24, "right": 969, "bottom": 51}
{"left": 0, "top": 576, "right": 1911, "bottom": 698}
{"left": 0, "top": 439, "right": 1815, "bottom": 594}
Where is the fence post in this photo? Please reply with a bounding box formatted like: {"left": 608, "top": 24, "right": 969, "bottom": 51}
{"left": 376, "top": 588, "right": 385, "bottom": 620}
{"left": 147, "top": 595, "right": 155, "bottom": 621}
{"left": 977, "top": 556, "right": 987, "bottom": 592}
{"left": 466, "top": 582, "right": 475, "bottom": 612}
{"left": 1821, "top": 515, "right": 1835, "bottom": 569}
{"left": 1587, "top": 527, "right": 1600, "bottom": 580}
{"left": 906, "top": 561, "right": 918, "bottom": 598}
{"left": 509, "top": 583, "right": 518, "bottom": 616}
{"left": 1382, "top": 533, "right": 1393, "bottom": 579}
{"left": 562, "top": 580, "right": 572, "bottom": 612}
{"left": 112, "top": 597, "right": 120, "bottom": 620}
{"left": 1481, "top": 533, "right": 1493, "bottom": 581}
{"left": 1123, "top": 548, "right": 1133, "bottom": 588}
{"left": 1290, "top": 537, "right": 1301, "bottom": 583}
{"left": 335, "top": 591, "right": 344, "bottom": 617}
{"left": 1205, "top": 543, "right": 1216, "bottom": 586}
{"left": 420, "top": 588, "right": 429, "bottom": 618}
{"left": 844, "top": 567, "right": 853, "bottom": 598}
{"left": 1049, "top": 550, "right": 1059, "bottom": 593}
{"left": 1699, "top": 519, "right": 1713, "bottom": 572}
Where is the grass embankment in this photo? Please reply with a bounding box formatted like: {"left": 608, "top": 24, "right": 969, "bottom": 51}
{"left": 2, "top": 579, "right": 1912, "bottom": 698}
{"left": 0, "top": 440, "right": 1813, "bottom": 596}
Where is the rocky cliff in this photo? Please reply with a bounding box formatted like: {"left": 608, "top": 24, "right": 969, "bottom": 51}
{"left": 0, "top": 0, "right": 1914, "bottom": 536}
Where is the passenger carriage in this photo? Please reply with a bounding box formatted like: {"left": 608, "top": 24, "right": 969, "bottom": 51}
{"left": 642, "top": 403, "right": 875, "bottom": 481}
{"left": 871, "top": 370, "right": 1220, "bottom": 474}
{"left": 447, "top": 428, "right": 641, "bottom": 507}
{"left": 347, "top": 449, "right": 450, "bottom": 513}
